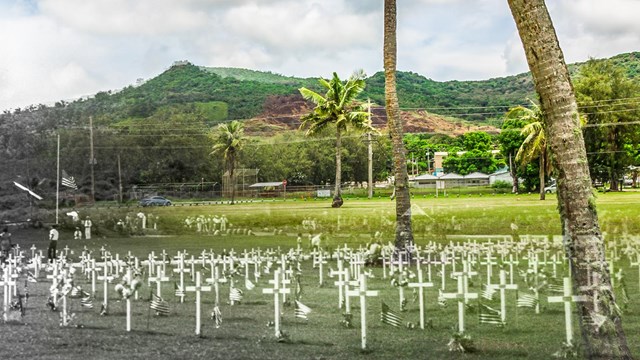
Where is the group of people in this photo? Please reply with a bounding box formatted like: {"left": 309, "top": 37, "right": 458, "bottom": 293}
{"left": 183, "top": 214, "right": 228, "bottom": 234}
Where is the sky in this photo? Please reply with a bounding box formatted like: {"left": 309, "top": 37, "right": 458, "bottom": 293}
{"left": 1, "top": 0, "right": 639, "bottom": 112}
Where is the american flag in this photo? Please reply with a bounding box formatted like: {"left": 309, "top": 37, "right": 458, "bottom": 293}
{"left": 229, "top": 287, "right": 243, "bottom": 302}
{"left": 80, "top": 292, "right": 94, "bottom": 309}
{"left": 294, "top": 300, "right": 312, "bottom": 320}
{"left": 516, "top": 292, "right": 538, "bottom": 308}
{"left": 245, "top": 278, "right": 255, "bottom": 290}
{"left": 149, "top": 293, "right": 170, "bottom": 316}
{"left": 380, "top": 301, "right": 403, "bottom": 327}
{"left": 478, "top": 304, "right": 503, "bottom": 326}
{"left": 481, "top": 285, "right": 495, "bottom": 301}
{"left": 174, "top": 283, "right": 185, "bottom": 298}
{"left": 61, "top": 170, "right": 78, "bottom": 190}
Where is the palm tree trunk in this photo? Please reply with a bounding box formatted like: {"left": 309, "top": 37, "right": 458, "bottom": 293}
{"left": 229, "top": 157, "right": 236, "bottom": 205}
{"left": 539, "top": 155, "right": 546, "bottom": 200}
{"left": 334, "top": 127, "right": 342, "bottom": 202}
{"left": 508, "top": 1, "right": 631, "bottom": 358}
{"left": 384, "top": 0, "right": 414, "bottom": 251}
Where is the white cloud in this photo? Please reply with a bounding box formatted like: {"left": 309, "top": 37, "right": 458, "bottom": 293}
{"left": 0, "top": 0, "right": 638, "bottom": 111}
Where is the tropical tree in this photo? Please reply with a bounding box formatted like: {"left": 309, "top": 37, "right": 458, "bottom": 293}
{"left": 299, "top": 71, "right": 373, "bottom": 207}
{"left": 508, "top": 0, "right": 631, "bottom": 358}
{"left": 384, "top": 0, "right": 414, "bottom": 251}
{"left": 574, "top": 59, "right": 640, "bottom": 190}
{"left": 209, "top": 120, "right": 245, "bottom": 204}
{"left": 507, "top": 103, "right": 551, "bottom": 200}
{"left": 497, "top": 117, "right": 528, "bottom": 193}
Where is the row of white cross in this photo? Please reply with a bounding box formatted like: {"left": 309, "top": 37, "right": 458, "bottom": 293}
{"left": 3, "top": 233, "right": 636, "bottom": 350}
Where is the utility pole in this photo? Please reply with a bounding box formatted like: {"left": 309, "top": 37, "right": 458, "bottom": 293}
{"left": 56, "top": 134, "right": 60, "bottom": 224}
{"left": 89, "top": 116, "right": 96, "bottom": 202}
{"left": 367, "top": 99, "right": 373, "bottom": 199}
{"left": 426, "top": 151, "right": 431, "bottom": 174}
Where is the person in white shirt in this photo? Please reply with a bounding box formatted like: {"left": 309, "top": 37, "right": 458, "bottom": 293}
{"left": 84, "top": 216, "right": 92, "bottom": 240}
{"left": 48, "top": 225, "right": 59, "bottom": 263}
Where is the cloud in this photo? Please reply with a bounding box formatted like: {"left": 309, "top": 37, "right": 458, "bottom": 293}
{"left": 0, "top": 0, "right": 638, "bottom": 111}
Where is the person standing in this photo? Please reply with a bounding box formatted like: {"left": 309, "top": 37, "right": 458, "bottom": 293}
{"left": 48, "top": 225, "right": 59, "bottom": 263}
{"left": 73, "top": 227, "right": 82, "bottom": 240}
{"left": 84, "top": 216, "right": 93, "bottom": 240}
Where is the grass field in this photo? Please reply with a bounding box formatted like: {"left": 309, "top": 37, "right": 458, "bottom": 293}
{"left": 1, "top": 192, "right": 639, "bottom": 359}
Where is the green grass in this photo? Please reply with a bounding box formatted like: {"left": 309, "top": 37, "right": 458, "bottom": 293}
{"left": 3, "top": 192, "right": 640, "bottom": 359}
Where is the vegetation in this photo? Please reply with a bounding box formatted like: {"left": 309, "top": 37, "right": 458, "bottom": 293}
{"left": 299, "top": 71, "right": 374, "bottom": 207}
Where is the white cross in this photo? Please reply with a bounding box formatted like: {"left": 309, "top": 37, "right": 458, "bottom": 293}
{"left": 452, "top": 260, "right": 477, "bottom": 304}
{"left": 548, "top": 277, "right": 587, "bottom": 345}
{"left": 442, "top": 275, "right": 478, "bottom": 333}
{"left": 0, "top": 270, "right": 16, "bottom": 322}
{"left": 630, "top": 252, "right": 640, "bottom": 294}
{"left": 488, "top": 270, "right": 518, "bottom": 323}
{"left": 480, "top": 251, "right": 498, "bottom": 285}
{"left": 346, "top": 273, "right": 378, "bottom": 350}
{"left": 148, "top": 265, "right": 170, "bottom": 298}
{"left": 263, "top": 269, "right": 291, "bottom": 337}
{"left": 330, "top": 258, "right": 347, "bottom": 308}
{"left": 408, "top": 267, "right": 434, "bottom": 330}
{"left": 97, "top": 261, "right": 114, "bottom": 308}
{"left": 173, "top": 253, "right": 191, "bottom": 303}
{"left": 186, "top": 271, "right": 212, "bottom": 336}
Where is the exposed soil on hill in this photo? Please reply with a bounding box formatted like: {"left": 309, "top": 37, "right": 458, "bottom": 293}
{"left": 244, "top": 94, "right": 497, "bottom": 136}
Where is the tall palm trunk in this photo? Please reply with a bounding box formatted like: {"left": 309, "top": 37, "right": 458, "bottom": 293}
{"left": 334, "top": 127, "right": 342, "bottom": 201}
{"left": 384, "top": 0, "right": 414, "bottom": 251}
{"left": 508, "top": 1, "right": 632, "bottom": 358}
{"left": 229, "top": 155, "right": 236, "bottom": 205}
{"left": 539, "top": 154, "right": 546, "bottom": 200}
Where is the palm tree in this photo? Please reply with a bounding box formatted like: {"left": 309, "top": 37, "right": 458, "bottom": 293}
{"left": 508, "top": 0, "right": 631, "bottom": 357}
{"left": 210, "top": 120, "right": 245, "bottom": 204}
{"left": 384, "top": 0, "right": 414, "bottom": 251}
{"left": 299, "top": 71, "right": 372, "bottom": 207}
{"left": 507, "top": 103, "right": 551, "bottom": 200}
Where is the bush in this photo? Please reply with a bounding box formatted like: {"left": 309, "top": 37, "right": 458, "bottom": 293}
{"left": 491, "top": 180, "right": 511, "bottom": 189}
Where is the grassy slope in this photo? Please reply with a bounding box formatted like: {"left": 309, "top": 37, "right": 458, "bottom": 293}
{"left": 3, "top": 192, "right": 640, "bottom": 359}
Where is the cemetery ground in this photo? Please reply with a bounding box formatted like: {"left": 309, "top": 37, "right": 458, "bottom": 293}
{"left": 2, "top": 191, "right": 640, "bottom": 359}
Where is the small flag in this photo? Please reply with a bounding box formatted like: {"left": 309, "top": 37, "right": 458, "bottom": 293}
{"left": 100, "top": 303, "right": 108, "bottom": 316}
{"left": 478, "top": 304, "right": 503, "bottom": 326}
{"left": 61, "top": 170, "right": 78, "bottom": 190}
{"left": 174, "top": 283, "right": 185, "bottom": 297}
{"left": 245, "top": 278, "right": 255, "bottom": 290}
{"left": 380, "top": 301, "right": 403, "bottom": 327}
{"left": 294, "top": 300, "right": 312, "bottom": 320}
{"left": 27, "top": 272, "right": 38, "bottom": 283}
{"left": 150, "top": 293, "right": 170, "bottom": 316}
{"left": 229, "top": 287, "right": 243, "bottom": 302}
{"left": 211, "top": 305, "right": 222, "bottom": 328}
{"left": 481, "top": 285, "right": 495, "bottom": 301}
{"left": 516, "top": 292, "right": 538, "bottom": 308}
{"left": 547, "top": 283, "right": 564, "bottom": 293}
{"left": 81, "top": 294, "right": 94, "bottom": 309}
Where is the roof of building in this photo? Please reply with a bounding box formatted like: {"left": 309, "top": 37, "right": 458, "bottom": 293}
{"left": 438, "top": 172, "right": 464, "bottom": 180}
{"left": 464, "top": 172, "right": 489, "bottom": 179}
{"left": 248, "top": 182, "right": 284, "bottom": 188}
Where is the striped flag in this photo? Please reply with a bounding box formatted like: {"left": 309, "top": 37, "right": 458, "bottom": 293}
{"left": 516, "top": 292, "right": 538, "bottom": 308}
{"left": 245, "top": 278, "right": 255, "bottom": 290}
{"left": 174, "top": 283, "right": 185, "bottom": 298}
{"left": 229, "top": 287, "right": 243, "bottom": 302}
{"left": 61, "top": 170, "right": 78, "bottom": 190}
{"left": 481, "top": 285, "right": 495, "bottom": 301}
{"left": 478, "top": 304, "right": 503, "bottom": 326}
{"left": 150, "top": 293, "right": 170, "bottom": 316}
{"left": 547, "top": 283, "right": 564, "bottom": 293}
{"left": 211, "top": 305, "right": 222, "bottom": 328}
{"left": 80, "top": 293, "right": 94, "bottom": 309}
{"left": 294, "top": 300, "right": 312, "bottom": 320}
{"left": 380, "top": 301, "right": 403, "bottom": 327}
